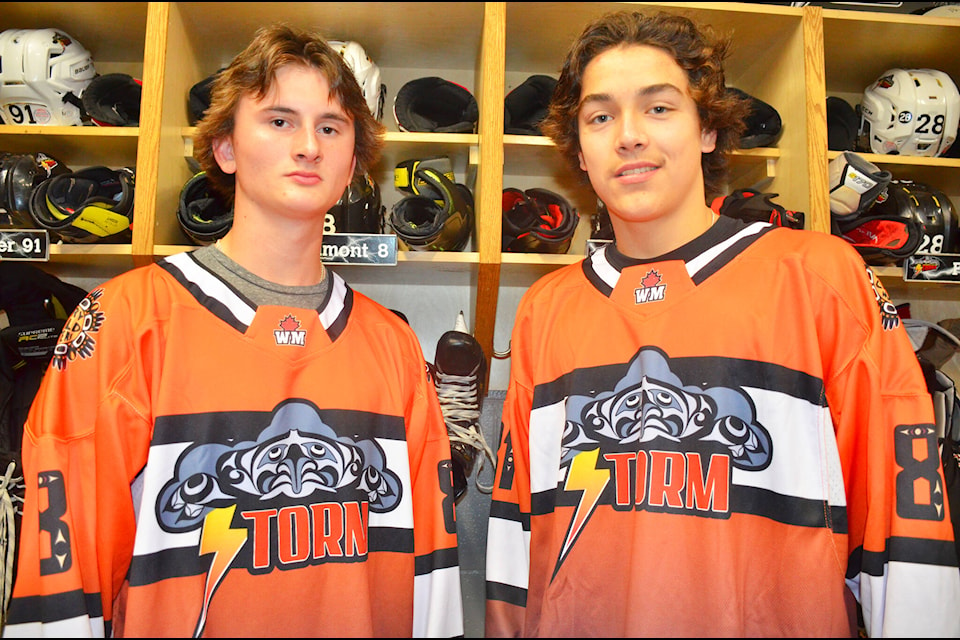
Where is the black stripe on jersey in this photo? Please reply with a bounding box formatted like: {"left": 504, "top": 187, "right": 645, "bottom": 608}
{"left": 847, "top": 537, "right": 960, "bottom": 578}
{"left": 532, "top": 351, "right": 826, "bottom": 411}
{"left": 489, "top": 499, "right": 532, "bottom": 530}
{"left": 5, "top": 589, "right": 103, "bottom": 625}
{"left": 535, "top": 484, "right": 847, "bottom": 531}
{"left": 686, "top": 223, "right": 779, "bottom": 285}
{"left": 160, "top": 252, "right": 256, "bottom": 333}
{"left": 414, "top": 545, "right": 460, "bottom": 576}
{"left": 731, "top": 485, "right": 847, "bottom": 531}
{"left": 152, "top": 405, "right": 408, "bottom": 445}
{"left": 487, "top": 580, "right": 527, "bottom": 607}
{"left": 582, "top": 256, "right": 614, "bottom": 297}
{"left": 325, "top": 284, "right": 352, "bottom": 342}
{"left": 128, "top": 526, "right": 415, "bottom": 586}
{"left": 583, "top": 217, "right": 777, "bottom": 296}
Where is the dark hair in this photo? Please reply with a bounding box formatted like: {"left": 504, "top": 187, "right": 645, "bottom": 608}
{"left": 193, "top": 23, "right": 385, "bottom": 202}
{"left": 540, "top": 10, "right": 750, "bottom": 199}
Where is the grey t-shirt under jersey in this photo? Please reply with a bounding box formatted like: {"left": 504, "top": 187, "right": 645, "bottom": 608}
{"left": 190, "top": 244, "right": 329, "bottom": 309}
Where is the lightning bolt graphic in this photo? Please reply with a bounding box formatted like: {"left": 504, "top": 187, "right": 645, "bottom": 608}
{"left": 556, "top": 448, "right": 610, "bottom": 578}
{"left": 194, "top": 505, "right": 248, "bottom": 638}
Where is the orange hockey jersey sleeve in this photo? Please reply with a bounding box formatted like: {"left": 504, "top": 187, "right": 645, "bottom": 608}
{"left": 6, "top": 286, "right": 151, "bottom": 637}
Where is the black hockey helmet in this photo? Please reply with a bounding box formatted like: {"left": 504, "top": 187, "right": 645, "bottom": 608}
{"left": 5, "top": 152, "right": 71, "bottom": 227}
{"left": 82, "top": 73, "right": 142, "bottom": 126}
{"left": 834, "top": 180, "right": 956, "bottom": 264}
{"left": 501, "top": 187, "right": 579, "bottom": 253}
{"left": 177, "top": 171, "right": 233, "bottom": 245}
{"left": 727, "top": 87, "right": 782, "bottom": 149}
{"left": 393, "top": 77, "right": 478, "bottom": 133}
{"left": 868, "top": 180, "right": 958, "bottom": 255}
{"left": 326, "top": 172, "right": 384, "bottom": 234}
{"left": 28, "top": 166, "right": 135, "bottom": 243}
{"left": 504, "top": 75, "right": 557, "bottom": 136}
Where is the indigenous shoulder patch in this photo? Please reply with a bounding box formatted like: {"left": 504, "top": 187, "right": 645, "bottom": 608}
{"left": 52, "top": 288, "right": 105, "bottom": 370}
{"left": 865, "top": 266, "right": 900, "bottom": 331}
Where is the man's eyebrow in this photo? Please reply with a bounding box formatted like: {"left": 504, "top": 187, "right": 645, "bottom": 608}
{"left": 579, "top": 83, "right": 684, "bottom": 109}
{"left": 261, "top": 105, "right": 352, "bottom": 123}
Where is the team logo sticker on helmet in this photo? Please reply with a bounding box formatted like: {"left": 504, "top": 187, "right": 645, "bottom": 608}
{"left": 52, "top": 288, "right": 104, "bottom": 370}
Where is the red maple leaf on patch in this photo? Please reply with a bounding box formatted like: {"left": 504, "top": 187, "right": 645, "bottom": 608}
{"left": 641, "top": 270, "right": 662, "bottom": 288}
{"left": 279, "top": 315, "right": 301, "bottom": 331}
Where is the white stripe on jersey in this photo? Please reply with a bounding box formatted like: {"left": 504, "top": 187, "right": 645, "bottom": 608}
{"left": 318, "top": 272, "right": 348, "bottom": 331}
{"left": 165, "top": 252, "right": 256, "bottom": 327}
{"left": 685, "top": 221, "right": 769, "bottom": 279}
{"left": 485, "top": 516, "right": 531, "bottom": 590}
{"left": 529, "top": 401, "right": 567, "bottom": 495}
{"left": 413, "top": 565, "right": 464, "bottom": 638}
{"left": 731, "top": 387, "right": 846, "bottom": 505}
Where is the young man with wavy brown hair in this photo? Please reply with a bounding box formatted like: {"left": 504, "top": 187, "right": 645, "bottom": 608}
{"left": 485, "top": 10, "right": 960, "bottom": 637}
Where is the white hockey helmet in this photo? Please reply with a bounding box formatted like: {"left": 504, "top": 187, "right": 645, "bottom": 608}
{"left": 328, "top": 40, "right": 384, "bottom": 121}
{"left": 859, "top": 68, "right": 960, "bottom": 157}
{"left": 0, "top": 28, "right": 96, "bottom": 126}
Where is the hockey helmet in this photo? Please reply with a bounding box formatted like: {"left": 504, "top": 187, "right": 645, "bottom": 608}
{"left": 393, "top": 77, "right": 478, "bottom": 133}
{"left": 177, "top": 171, "right": 233, "bottom": 245}
{"left": 328, "top": 40, "right": 385, "bottom": 121}
{"left": 501, "top": 187, "right": 579, "bottom": 254}
{"left": 82, "top": 73, "right": 142, "bottom": 126}
{"left": 29, "top": 166, "right": 134, "bottom": 243}
{"left": 868, "top": 180, "right": 959, "bottom": 255}
{"left": 4, "top": 152, "right": 71, "bottom": 227}
{"left": 390, "top": 167, "right": 474, "bottom": 251}
{"left": 727, "top": 87, "right": 782, "bottom": 149}
{"left": 859, "top": 68, "right": 960, "bottom": 157}
{"left": 325, "top": 172, "right": 384, "bottom": 234}
{"left": 0, "top": 28, "right": 96, "bottom": 126}
{"left": 504, "top": 75, "right": 557, "bottom": 136}
{"left": 835, "top": 180, "right": 957, "bottom": 264}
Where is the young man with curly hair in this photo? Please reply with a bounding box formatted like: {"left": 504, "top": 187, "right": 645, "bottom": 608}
{"left": 4, "top": 24, "right": 463, "bottom": 637}
{"left": 485, "top": 10, "right": 960, "bottom": 637}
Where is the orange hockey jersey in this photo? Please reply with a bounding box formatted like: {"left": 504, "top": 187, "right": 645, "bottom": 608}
{"left": 485, "top": 217, "right": 960, "bottom": 637}
{"left": 4, "top": 252, "right": 463, "bottom": 637}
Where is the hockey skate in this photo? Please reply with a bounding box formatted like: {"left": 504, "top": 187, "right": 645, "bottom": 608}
{"left": 433, "top": 312, "right": 495, "bottom": 503}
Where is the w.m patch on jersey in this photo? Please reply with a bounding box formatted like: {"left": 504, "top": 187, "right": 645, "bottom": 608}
{"left": 274, "top": 314, "right": 306, "bottom": 347}
{"left": 634, "top": 269, "right": 666, "bottom": 304}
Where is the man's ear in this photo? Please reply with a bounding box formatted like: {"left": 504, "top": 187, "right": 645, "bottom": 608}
{"left": 701, "top": 128, "right": 718, "bottom": 154}
{"left": 212, "top": 137, "right": 237, "bottom": 175}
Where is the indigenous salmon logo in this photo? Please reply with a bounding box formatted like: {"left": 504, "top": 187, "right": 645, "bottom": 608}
{"left": 865, "top": 266, "right": 900, "bottom": 330}
{"left": 51, "top": 289, "right": 104, "bottom": 371}
{"left": 274, "top": 314, "right": 306, "bottom": 346}
{"left": 634, "top": 269, "right": 666, "bottom": 304}
{"left": 556, "top": 347, "right": 771, "bottom": 575}
{"left": 155, "top": 400, "right": 402, "bottom": 636}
